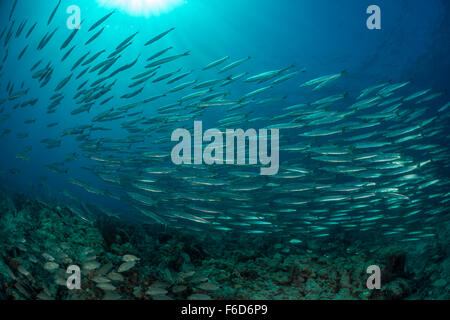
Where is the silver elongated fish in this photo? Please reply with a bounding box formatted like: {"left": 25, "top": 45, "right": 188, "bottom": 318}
{"left": 89, "top": 11, "right": 115, "bottom": 32}
{"left": 203, "top": 56, "right": 230, "bottom": 70}
{"left": 219, "top": 56, "right": 251, "bottom": 73}
{"left": 145, "top": 27, "right": 175, "bottom": 46}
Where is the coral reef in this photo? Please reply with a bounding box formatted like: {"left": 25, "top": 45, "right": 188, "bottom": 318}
{"left": 0, "top": 193, "right": 448, "bottom": 300}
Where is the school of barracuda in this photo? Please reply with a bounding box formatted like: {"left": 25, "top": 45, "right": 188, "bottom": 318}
{"left": 0, "top": 1, "right": 449, "bottom": 242}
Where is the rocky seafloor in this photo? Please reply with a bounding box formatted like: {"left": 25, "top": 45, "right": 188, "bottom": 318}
{"left": 0, "top": 192, "right": 448, "bottom": 300}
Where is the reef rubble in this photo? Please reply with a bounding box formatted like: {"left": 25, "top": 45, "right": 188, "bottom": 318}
{"left": 0, "top": 193, "right": 448, "bottom": 300}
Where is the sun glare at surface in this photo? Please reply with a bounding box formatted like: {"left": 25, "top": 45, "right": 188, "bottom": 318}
{"left": 97, "top": 0, "right": 184, "bottom": 17}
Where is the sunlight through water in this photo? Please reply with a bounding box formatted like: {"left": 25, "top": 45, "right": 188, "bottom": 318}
{"left": 96, "top": 0, "right": 185, "bottom": 17}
